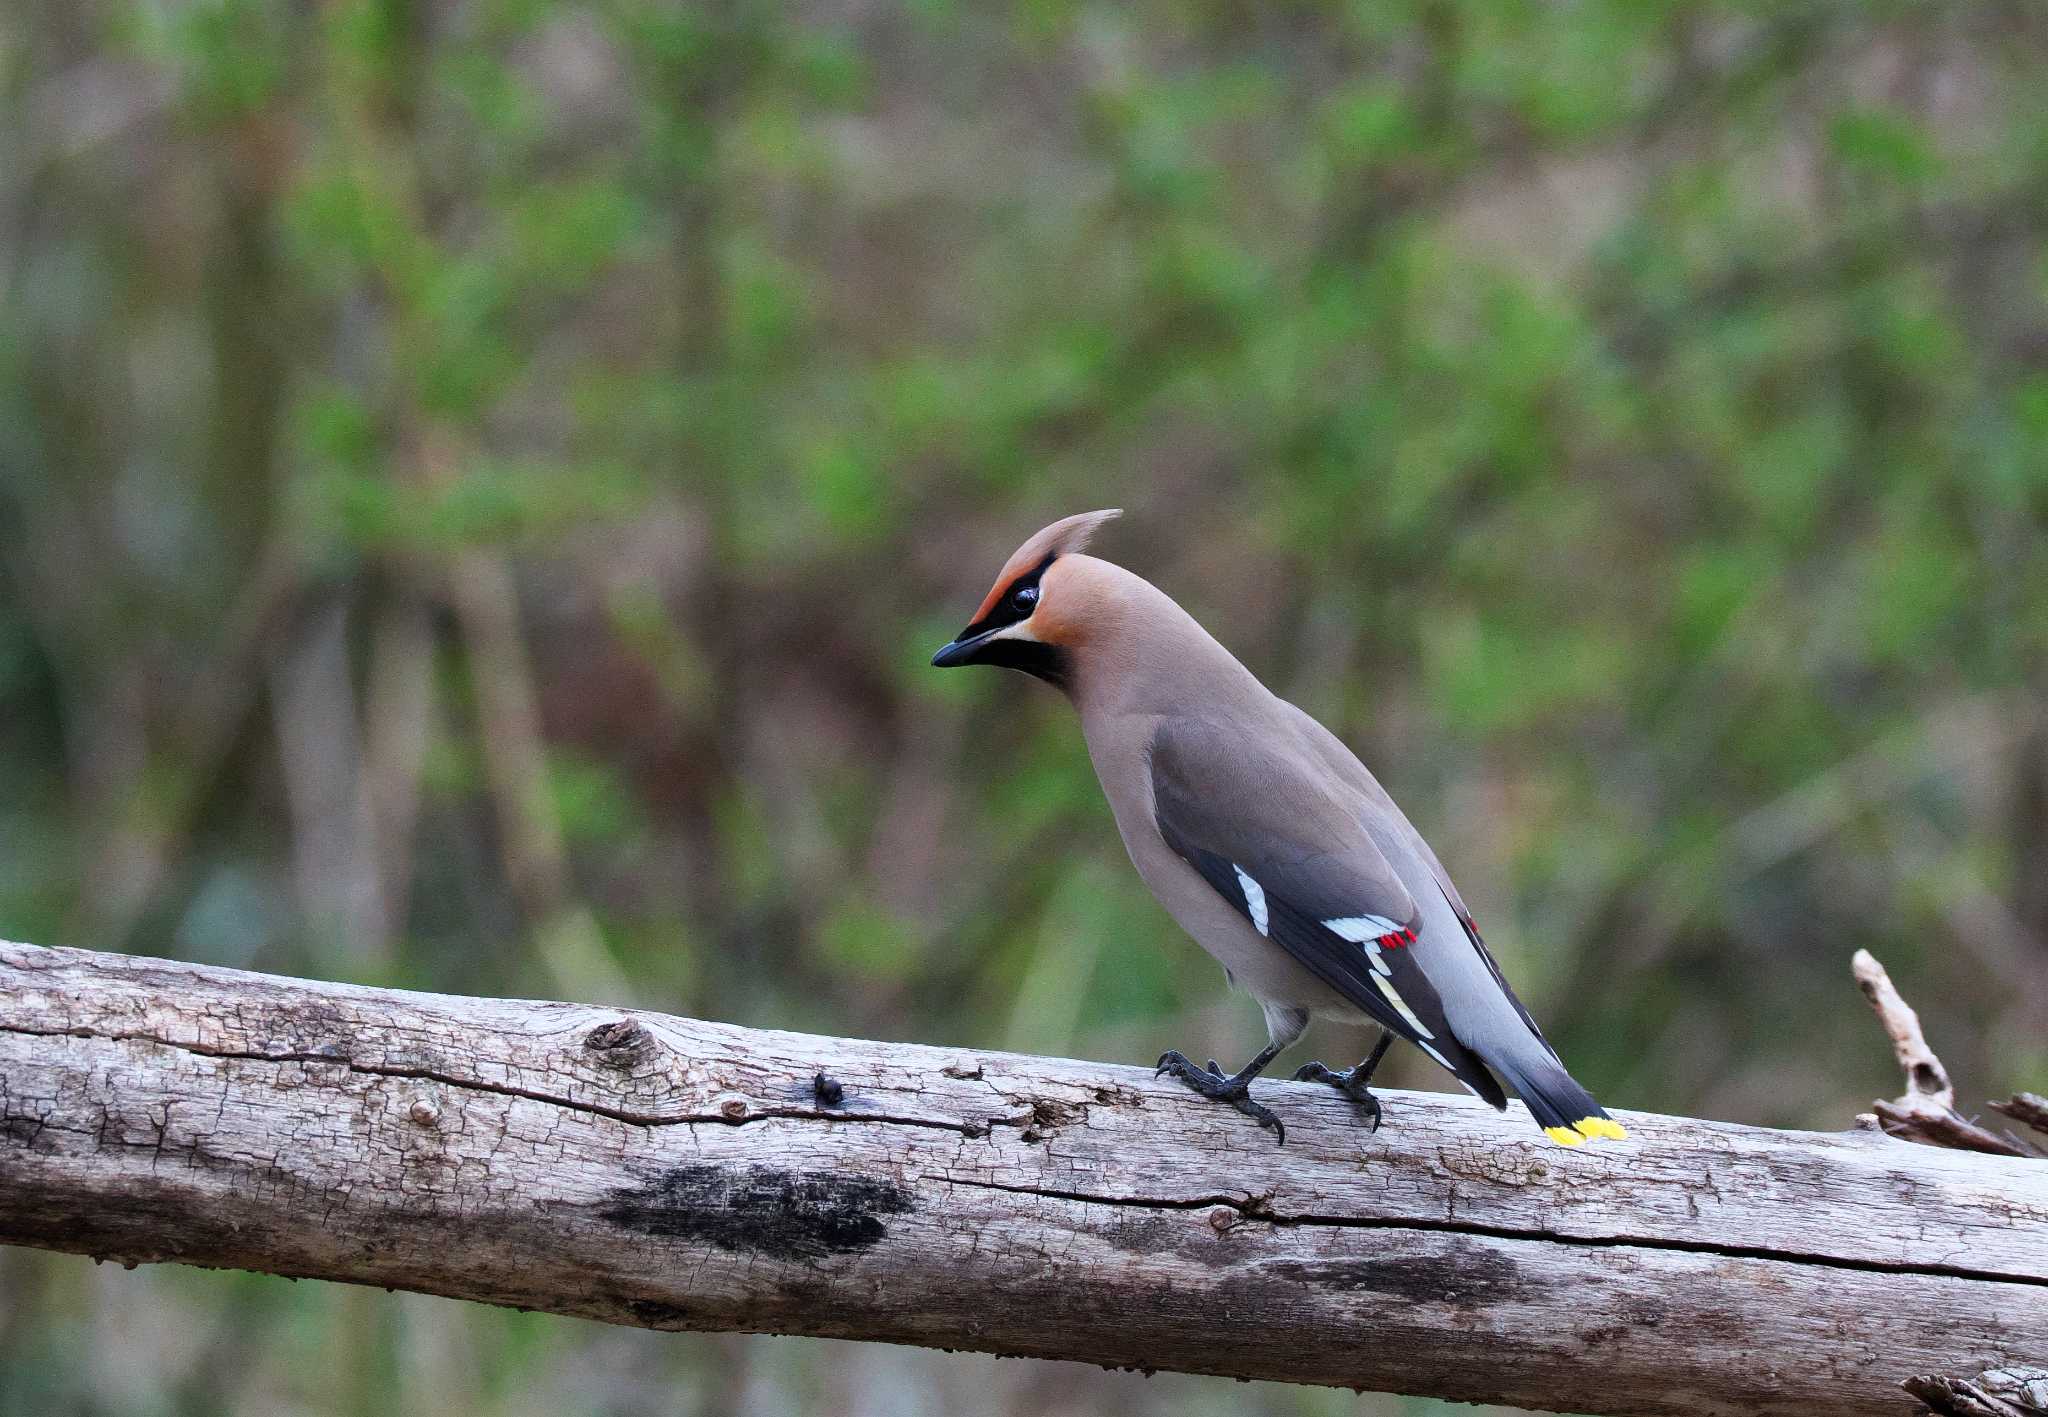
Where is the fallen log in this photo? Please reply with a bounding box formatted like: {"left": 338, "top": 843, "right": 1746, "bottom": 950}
{"left": 0, "top": 940, "right": 2041, "bottom": 1415}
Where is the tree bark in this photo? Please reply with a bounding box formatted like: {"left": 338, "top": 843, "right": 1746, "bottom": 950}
{"left": 0, "top": 940, "right": 2041, "bottom": 1416}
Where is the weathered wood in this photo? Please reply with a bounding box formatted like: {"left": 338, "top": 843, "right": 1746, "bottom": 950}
{"left": 1, "top": 940, "right": 2042, "bottom": 1415}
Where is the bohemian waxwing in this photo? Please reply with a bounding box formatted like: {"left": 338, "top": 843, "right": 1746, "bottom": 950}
{"left": 931, "top": 509, "right": 1625, "bottom": 1147}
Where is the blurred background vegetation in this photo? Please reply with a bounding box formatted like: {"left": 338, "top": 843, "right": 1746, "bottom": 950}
{"left": 3, "top": 0, "right": 2046, "bottom": 1413}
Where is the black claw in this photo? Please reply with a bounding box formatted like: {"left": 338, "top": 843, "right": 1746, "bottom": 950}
{"left": 1155, "top": 1050, "right": 1286, "bottom": 1145}
{"left": 1294, "top": 1058, "right": 1386, "bottom": 1132}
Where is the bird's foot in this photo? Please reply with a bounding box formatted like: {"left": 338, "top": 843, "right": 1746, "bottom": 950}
{"left": 1293, "top": 1060, "right": 1384, "bottom": 1131}
{"left": 1155, "top": 1050, "right": 1285, "bottom": 1145}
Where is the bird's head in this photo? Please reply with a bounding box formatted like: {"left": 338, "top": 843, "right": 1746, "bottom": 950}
{"left": 929, "top": 508, "right": 1124, "bottom": 691}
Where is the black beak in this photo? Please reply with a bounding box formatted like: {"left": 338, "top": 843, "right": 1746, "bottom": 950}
{"left": 930, "top": 631, "right": 989, "bottom": 668}
{"left": 929, "top": 624, "right": 1070, "bottom": 687}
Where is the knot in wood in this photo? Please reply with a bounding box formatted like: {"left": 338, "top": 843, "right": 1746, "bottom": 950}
{"left": 406, "top": 1097, "right": 440, "bottom": 1127}
{"left": 584, "top": 1018, "right": 651, "bottom": 1067}
{"left": 718, "top": 1097, "right": 750, "bottom": 1122}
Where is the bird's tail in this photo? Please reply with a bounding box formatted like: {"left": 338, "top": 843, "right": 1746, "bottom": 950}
{"left": 1489, "top": 1052, "right": 1626, "bottom": 1147}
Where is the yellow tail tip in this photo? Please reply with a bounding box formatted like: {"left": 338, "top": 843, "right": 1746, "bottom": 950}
{"left": 1575, "top": 1117, "right": 1628, "bottom": 1141}
{"left": 1543, "top": 1125, "right": 1586, "bottom": 1147}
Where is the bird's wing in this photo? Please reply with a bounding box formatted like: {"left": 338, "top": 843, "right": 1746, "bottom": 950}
{"left": 1387, "top": 815, "right": 1560, "bottom": 1063}
{"left": 1149, "top": 717, "right": 1507, "bottom": 1104}
{"left": 1430, "top": 871, "right": 1560, "bottom": 1062}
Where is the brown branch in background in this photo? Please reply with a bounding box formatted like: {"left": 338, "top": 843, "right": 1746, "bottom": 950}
{"left": 418, "top": 426, "right": 626, "bottom": 1004}
{"left": 358, "top": 583, "right": 437, "bottom": 946}
{"left": 448, "top": 541, "right": 628, "bottom": 1003}
{"left": 1851, "top": 949, "right": 2037, "bottom": 1158}
{"left": 268, "top": 592, "right": 388, "bottom": 967}
{"left": 92, "top": 531, "right": 307, "bottom": 950}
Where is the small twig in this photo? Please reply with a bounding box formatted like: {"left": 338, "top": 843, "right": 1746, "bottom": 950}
{"left": 1852, "top": 950, "right": 2033, "bottom": 1158}
{"left": 1904, "top": 1365, "right": 2048, "bottom": 1417}
{"left": 1868, "top": 1100, "right": 2029, "bottom": 1158}
{"left": 1988, "top": 1094, "right": 2048, "bottom": 1144}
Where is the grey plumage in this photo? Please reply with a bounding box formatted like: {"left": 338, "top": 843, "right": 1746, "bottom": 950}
{"left": 931, "top": 511, "right": 1624, "bottom": 1146}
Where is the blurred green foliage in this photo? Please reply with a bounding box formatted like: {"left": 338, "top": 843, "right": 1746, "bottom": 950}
{"left": 3, "top": 1, "right": 2047, "bottom": 1414}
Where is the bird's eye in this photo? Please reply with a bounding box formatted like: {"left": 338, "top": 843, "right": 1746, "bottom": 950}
{"left": 1010, "top": 584, "right": 1039, "bottom": 615}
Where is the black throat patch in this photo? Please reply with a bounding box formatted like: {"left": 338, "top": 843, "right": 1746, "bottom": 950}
{"left": 969, "top": 636, "right": 1071, "bottom": 688}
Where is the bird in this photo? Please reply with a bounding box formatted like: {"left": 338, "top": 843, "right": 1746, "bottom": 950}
{"left": 930, "top": 508, "right": 1625, "bottom": 1148}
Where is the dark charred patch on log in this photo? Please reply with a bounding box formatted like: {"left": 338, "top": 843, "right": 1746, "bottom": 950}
{"left": 597, "top": 1164, "right": 912, "bottom": 1262}
{"left": 1262, "top": 1245, "right": 1528, "bottom": 1306}
{"left": 622, "top": 1297, "right": 693, "bottom": 1327}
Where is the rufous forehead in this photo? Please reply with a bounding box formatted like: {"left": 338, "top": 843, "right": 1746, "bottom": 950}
{"left": 969, "top": 546, "right": 1053, "bottom": 625}
{"left": 965, "top": 508, "right": 1121, "bottom": 623}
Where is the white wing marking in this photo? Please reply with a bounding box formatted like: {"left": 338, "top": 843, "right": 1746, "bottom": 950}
{"left": 1325, "top": 914, "right": 1402, "bottom": 942}
{"left": 1232, "top": 864, "right": 1269, "bottom": 936}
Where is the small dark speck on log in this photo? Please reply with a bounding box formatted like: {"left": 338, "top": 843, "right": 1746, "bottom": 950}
{"left": 812, "top": 1072, "right": 845, "bottom": 1107}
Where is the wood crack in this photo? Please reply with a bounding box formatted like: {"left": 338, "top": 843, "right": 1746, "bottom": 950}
{"left": 930, "top": 1174, "right": 2048, "bottom": 1291}
{"left": 0, "top": 1021, "right": 984, "bottom": 1136}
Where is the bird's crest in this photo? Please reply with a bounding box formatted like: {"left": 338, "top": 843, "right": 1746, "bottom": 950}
{"left": 968, "top": 508, "right": 1121, "bottom": 625}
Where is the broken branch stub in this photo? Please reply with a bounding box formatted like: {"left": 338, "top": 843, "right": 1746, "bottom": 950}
{"left": 1851, "top": 949, "right": 2032, "bottom": 1156}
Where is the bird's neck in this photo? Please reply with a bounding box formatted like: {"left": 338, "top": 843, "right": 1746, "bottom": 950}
{"left": 1065, "top": 575, "right": 1271, "bottom": 727}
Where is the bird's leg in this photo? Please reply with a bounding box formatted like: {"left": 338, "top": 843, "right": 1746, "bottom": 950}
{"left": 1156, "top": 1038, "right": 1288, "bottom": 1144}
{"left": 1293, "top": 1030, "right": 1395, "bottom": 1131}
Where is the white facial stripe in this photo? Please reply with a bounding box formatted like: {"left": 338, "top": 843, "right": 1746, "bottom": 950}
{"left": 981, "top": 619, "right": 1041, "bottom": 644}
{"left": 1325, "top": 914, "right": 1401, "bottom": 942}
{"left": 1232, "top": 865, "right": 1269, "bottom": 936}
{"left": 1365, "top": 940, "right": 1392, "bottom": 976}
{"left": 1372, "top": 974, "right": 1434, "bottom": 1039}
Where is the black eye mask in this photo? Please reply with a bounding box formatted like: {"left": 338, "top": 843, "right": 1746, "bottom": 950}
{"left": 931, "top": 553, "right": 1070, "bottom": 687}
